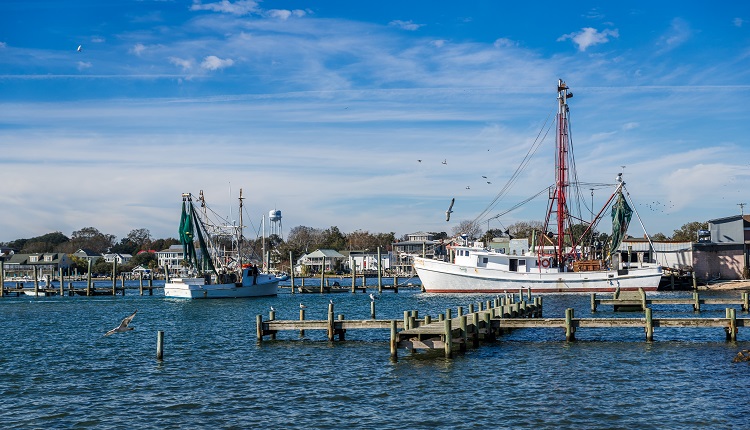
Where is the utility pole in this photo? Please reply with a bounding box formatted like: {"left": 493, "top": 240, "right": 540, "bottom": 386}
{"left": 739, "top": 203, "right": 746, "bottom": 217}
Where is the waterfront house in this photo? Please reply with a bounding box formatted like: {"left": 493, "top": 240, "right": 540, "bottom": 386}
{"left": 3, "top": 252, "right": 72, "bottom": 278}
{"left": 157, "top": 245, "right": 185, "bottom": 276}
{"left": 72, "top": 248, "right": 102, "bottom": 264}
{"left": 296, "top": 249, "right": 345, "bottom": 275}
{"left": 391, "top": 232, "right": 439, "bottom": 275}
{"left": 102, "top": 253, "right": 133, "bottom": 265}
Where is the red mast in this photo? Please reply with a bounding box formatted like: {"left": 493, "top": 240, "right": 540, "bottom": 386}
{"left": 554, "top": 80, "right": 572, "bottom": 264}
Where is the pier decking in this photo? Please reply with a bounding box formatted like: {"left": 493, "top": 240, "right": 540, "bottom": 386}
{"left": 256, "top": 290, "right": 750, "bottom": 360}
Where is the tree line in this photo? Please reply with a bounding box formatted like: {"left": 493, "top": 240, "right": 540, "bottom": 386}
{"left": 1, "top": 220, "right": 708, "bottom": 274}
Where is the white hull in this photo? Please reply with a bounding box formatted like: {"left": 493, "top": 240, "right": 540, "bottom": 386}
{"left": 413, "top": 256, "right": 662, "bottom": 294}
{"left": 165, "top": 274, "right": 278, "bottom": 299}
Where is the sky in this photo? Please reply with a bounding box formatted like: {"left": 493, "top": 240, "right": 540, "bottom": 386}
{"left": 1, "top": 0, "right": 749, "bottom": 244}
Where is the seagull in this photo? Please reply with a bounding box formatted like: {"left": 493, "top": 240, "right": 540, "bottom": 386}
{"left": 442, "top": 159, "right": 447, "bottom": 165}
{"left": 270, "top": 306, "right": 275, "bottom": 312}
{"left": 77, "top": 45, "right": 82, "bottom": 52}
{"left": 487, "top": 181, "right": 491, "bottom": 184}
{"left": 465, "top": 186, "right": 470, "bottom": 189}
{"left": 104, "top": 310, "right": 137, "bottom": 336}
{"left": 482, "top": 176, "right": 487, "bottom": 178}
{"left": 329, "top": 299, "right": 334, "bottom": 305}
{"left": 446, "top": 198, "right": 455, "bottom": 221}
{"left": 299, "top": 303, "right": 307, "bottom": 309}
{"left": 417, "top": 159, "right": 422, "bottom": 163}
{"left": 369, "top": 293, "right": 376, "bottom": 301}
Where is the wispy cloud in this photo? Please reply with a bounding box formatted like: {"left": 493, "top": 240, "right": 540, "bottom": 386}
{"left": 557, "top": 27, "right": 619, "bottom": 51}
{"left": 493, "top": 38, "right": 517, "bottom": 48}
{"left": 657, "top": 18, "right": 692, "bottom": 52}
{"left": 266, "top": 9, "right": 307, "bottom": 20}
{"left": 190, "top": 0, "right": 260, "bottom": 16}
{"left": 169, "top": 56, "right": 193, "bottom": 70}
{"left": 733, "top": 17, "right": 745, "bottom": 28}
{"left": 389, "top": 20, "right": 424, "bottom": 31}
{"left": 130, "top": 43, "right": 146, "bottom": 56}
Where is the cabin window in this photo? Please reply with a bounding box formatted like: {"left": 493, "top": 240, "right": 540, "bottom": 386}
{"left": 482, "top": 258, "right": 488, "bottom": 263}
{"left": 519, "top": 260, "right": 525, "bottom": 266}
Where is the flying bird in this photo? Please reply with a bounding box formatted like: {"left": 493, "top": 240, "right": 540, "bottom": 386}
{"left": 465, "top": 186, "right": 470, "bottom": 190}
{"left": 417, "top": 159, "right": 422, "bottom": 163}
{"left": 446, "top": 198, "right": 455, "bottom": 221}
{"left": 442, "top": 159, "right": 447, "bottom": 165}
{"left": 487, "top": 181, "right": 492, "bottom": 184}
{"left": 104, "top": 310, "right": 137, "bottom": 336}
{"left": 482, "top": 176, "right": 487, "bottom": 178}
{"left": 77, "top": 45, "right": 82, "bottom": 52}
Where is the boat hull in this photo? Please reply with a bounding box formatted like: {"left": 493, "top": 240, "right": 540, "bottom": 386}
{"left": 413, "top": 256, "right": 662, "bottom": 294}
{"left": 165, "top": 275, "right": 278, "bottom": 299}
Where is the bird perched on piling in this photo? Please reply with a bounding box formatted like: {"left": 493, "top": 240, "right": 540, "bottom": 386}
{"left": 104, "top": 310, "right": 137, "bottom": 336}
{"left": 369, "top": 293, "right": 376, "bottom": 301}
{"left": 299, "top": 303, "right": 307, "bottom": 309}
{"left": 446, "top": 198, "right": 455, "bottom": 221}
{"left": 270, "top": 306, "right": 275, "bottom": 312}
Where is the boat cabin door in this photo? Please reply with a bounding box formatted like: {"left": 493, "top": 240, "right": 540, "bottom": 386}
{"left": 509, "top": 258, "right": 518, "bottom": 272}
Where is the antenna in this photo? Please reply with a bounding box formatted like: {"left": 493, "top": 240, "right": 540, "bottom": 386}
{"left": 739, "top": 203, "right": 747, "bottom": 217}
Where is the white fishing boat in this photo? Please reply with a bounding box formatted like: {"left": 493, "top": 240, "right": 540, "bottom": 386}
{"left": 413, "top": 80, "right": 662, "bottom": 294}
{"left": 165, "top": 190, "right": 279, "bottom": 299}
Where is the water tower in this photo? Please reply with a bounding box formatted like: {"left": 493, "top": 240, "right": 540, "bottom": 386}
{"left": 269, "top": 209, "right": 283, "bottom": 238}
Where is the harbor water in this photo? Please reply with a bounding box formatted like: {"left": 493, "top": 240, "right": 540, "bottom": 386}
{"left": 1, "top": 279, "right": 749, "bottom": 429}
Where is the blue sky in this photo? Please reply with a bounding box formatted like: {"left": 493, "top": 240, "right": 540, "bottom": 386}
{"left": 2, "top": 0, "right": 749, "bottom": 243}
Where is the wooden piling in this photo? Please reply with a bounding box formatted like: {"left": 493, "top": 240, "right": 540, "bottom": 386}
{"left": 327, "top": 303, "right": 334, "bottom": 341}
{"left": 591, "top": 293, "right": 597, "bottom": 312}
{"left": 645, "top": 308, "right": 653, "bottom": 341}
{"left": 743, "top": 292, "right": 749, "bottom": 312}
{"left": 727, "top": 308, "right": 737, "bottom": 342}
{"left": 86, "top": 260, "right": 92, "bottom": 296}
{"left": 565, "top": 308, "right": 575, "bottom": 341}
{"left": 156, "top": 331, "right": 164, "bottom": 360}
{"left": 639, "top": 288, "right": 647, "bottom": 311}
{"left": 338, "top": 314, "right": 345, "bottom": 341}
{"left": 693, "top": 292, "right": 700, "bottom": 312}
{"left": 0, "top": 260, "right": 4, "bottom": 297}
{"left": 444, "top": 317, "right": 453, "bottom": 358}
{"left": 33, "top": 266, "right": 39, "bottom": 297}
{"left": 377, "top": 247, "right": 382, "bottom": 293}
{"left": 460, "top": 315, "right": 468, "bottom": 351}
{"left": 289, "top": 252, "right": 295, "bottom": 295}
{"left": 389, "top": 320, "right": 398, "bottom": 361}
{"left": 404, "top": 311, "right": 410, "bottom": 329}
{"left": 299, "top": 308, "right": 306, "bottom": 337}
{"left": 256, "top": 314, "right": 263, "bottom": 343}
{"left": 351, "top": 262, "right": 356, "bottom": 293}
{"left": 112, "top": 260, "right": 117, "bottom": 294}
{"left": 692, "top": 270, "right": 698, "bottom": 290}
{"left": 139, "top": 272, "right": 144, "bottom": 295}
{"left": 59, "top": 268, "right": 64, "bottom": 296}
{"left": 370, "top": 301, "right": 376, "bottom": 319}
{"left": 320, "top": 257, "right": 325, "bottom": 293}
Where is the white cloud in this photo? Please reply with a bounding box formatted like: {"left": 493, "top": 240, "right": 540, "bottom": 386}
{"left": 733, "top": 17, "right": 744, "bottom": 28}
{"left": 201, "top": 55, "right": 234, "bottom": 70}
{"left": 622, "top": 122, "right": 639, "bottom": 130}
{"left": 130, "top": 43, "right": 146, "bottom": 56}
{"left": 432, "top": 39, "right": 446, "bottom": 48}
{"left": 266, "top": 9, "right": 306, "bottom": 20}
{"left": 493, "top": 38, "right": 517, "bottom": 48}
{"left": 169, "top": 56, "right": 193, "bottom": 70}
{"left": 389, "top": 20, "right": 424, "bottom": 31}
{"left": 557, "top": 27, "right": 619, "bottom": 51}
{"left": 0, "top": 42, "right": 6, "bottom": 48}
{"left": 190, "top": 0, "right": 260, "bottom": 16}
{"left": 76, "top": 61, "right": 92, "bottom": 70}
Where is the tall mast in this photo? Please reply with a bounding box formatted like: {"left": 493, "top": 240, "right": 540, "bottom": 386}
{"left": 555, "top": 79, "right": 573, "bottom": 263}
{"left": 238, "top": 188, "right": 244, "bottom": 272}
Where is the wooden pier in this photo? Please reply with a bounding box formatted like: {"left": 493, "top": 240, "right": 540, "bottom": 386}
{"left": 256, "top": 290, "right": 750, "bottom": 360}
{"left": 591, "top": 289, "right": 750, "bottom": 312}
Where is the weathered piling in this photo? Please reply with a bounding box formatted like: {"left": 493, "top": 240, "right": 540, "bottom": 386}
{"left": 444, "top": 317, "right": 452, "bottom": 358}
{"left": 86, "top": 260, "right": 92, "bottom": 296}
{"left": 299, "top": 308, "right": 306, "bottom": 337}
{"left": 377, "top": 247, "right": 383, "bottom": 294}
{"left": 370, "top": 301, "right": 376, "bottom": 319}
{"left": 156, "top": 331, "right": 165, "bottom": 360}
{"left": 0, "top": 261, "right": 4, "bottom": 298}
{"left": 645, "top": 308, "right": 654, "bottom": 341}
{"left": 565, "top": 308, "right": 575, "bottom": 341}
{"left": 389, "top": 320, "right": 398, "bottom": 361}
{"left": 327, "top": 302, "right": 335, "bottom": 341}
{"left": 290, "top": 251, "right": 296, "bottom": 295}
